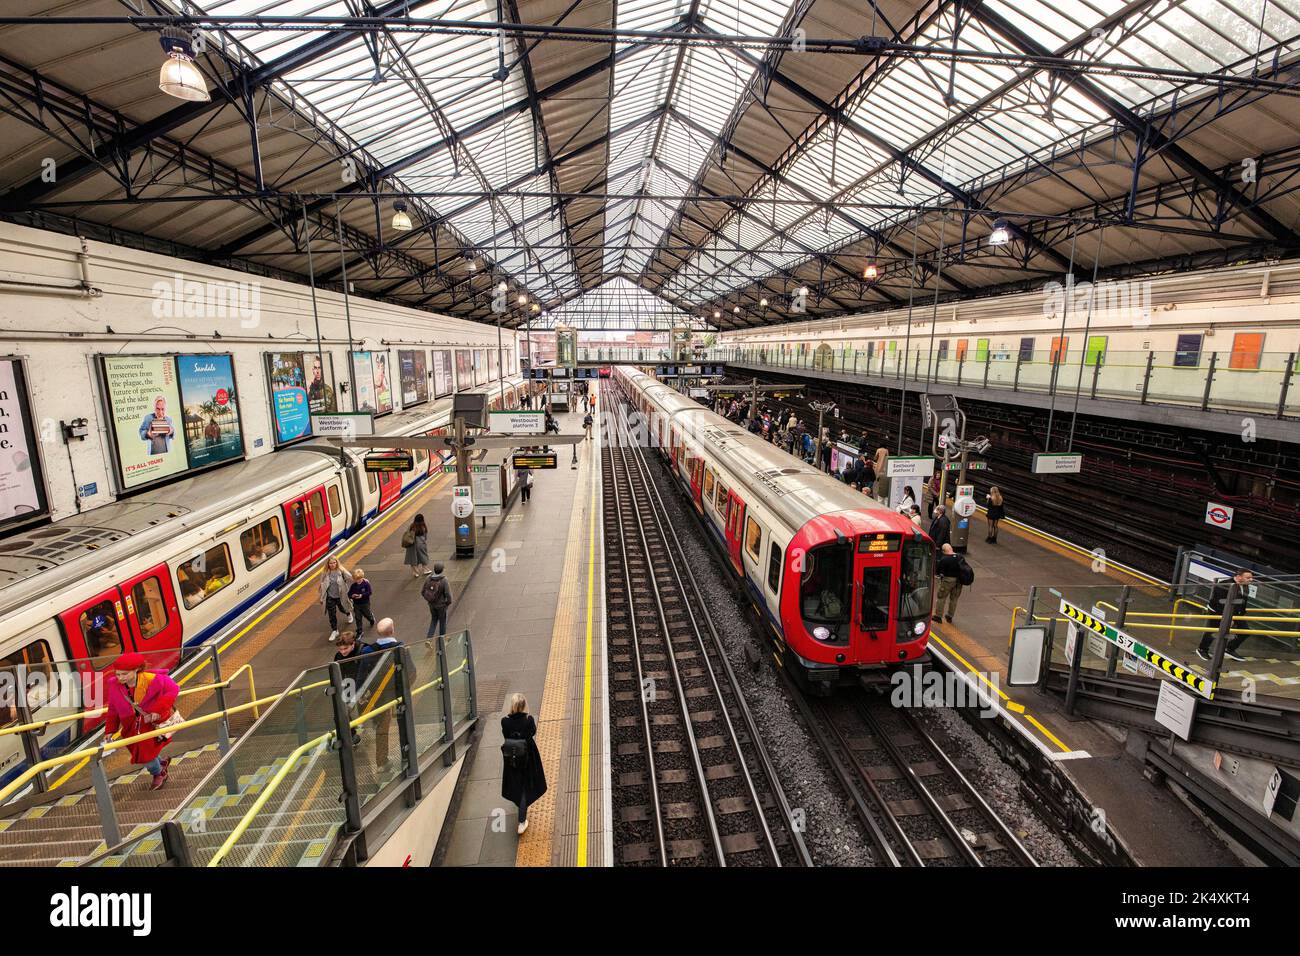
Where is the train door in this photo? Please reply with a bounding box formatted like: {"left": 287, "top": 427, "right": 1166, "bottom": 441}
{"left": 853, "top": 534, "right": 904, "bottom": 659}
{"left": 724, "top": 491, "right": 746, "bottom": 573}
{"left": 377, "top": 470, "right": 401, "bottom": 512}
{"left": 689, "top": 457, "right": 703, "bottom": 510}
{"left": 284, "top": 486, "right": 331, "bottom": 576}
{"left": 118, "top": 565, "right": 183, "bottom": 669}
{"left": 59, "top": 588, "right": 134, "bottom": 731}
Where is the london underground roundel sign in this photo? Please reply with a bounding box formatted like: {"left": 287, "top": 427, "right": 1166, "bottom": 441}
{"left": 1204, "top": 502, "right": 1234, "bottom": 530}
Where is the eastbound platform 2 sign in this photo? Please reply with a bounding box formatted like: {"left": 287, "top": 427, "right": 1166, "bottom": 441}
{"left": 1059, "top": 599, "right": 1215, "bottom": 700}
{"left": 513, "top": 452, "right": 558, "bottom": 470}
{"left": 364, "top": 452, "right": 414, "bottom": 473}
{"left": 1032, "top": 452, "right": 1083, "bottom": 474}
{"left": 886, "top": 456, "right": 935, "bottom": 478}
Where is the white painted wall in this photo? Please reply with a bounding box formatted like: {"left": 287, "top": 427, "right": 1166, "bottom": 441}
{"left": 0, "top": 221, "right": 520, "bottom": 522}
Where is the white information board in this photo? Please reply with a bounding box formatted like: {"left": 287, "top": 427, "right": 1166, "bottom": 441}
{"left": 489, "top": 410, "right": 545, "bottom": 435}
{"left": 1032, "top": 452, "right": 1083, "bottom": 474}
{"left": 886, "top": 456, "right": 935, "bottom": 479}
{"left": 1154, "top": 680, "right": 1197, "bottom": 741}
{"left": 310, "top": 412, "right": 375, "bottom": 437}
{"left": 471, "top": 465, "right": 502, "bottom": 517}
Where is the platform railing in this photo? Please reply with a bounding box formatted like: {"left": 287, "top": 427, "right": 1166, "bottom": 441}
{"left": 165, "top": 630, "right": 476, "bottom": 868}
{"left": 717, "top": 346, "right": 1299, "bottom": 419}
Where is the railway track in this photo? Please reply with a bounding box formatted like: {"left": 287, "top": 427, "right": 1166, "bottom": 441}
{"left": 603, "top": 397, "right": 811, "bottom": 867}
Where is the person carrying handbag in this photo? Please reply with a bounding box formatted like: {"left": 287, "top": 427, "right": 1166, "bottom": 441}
{"left": 103, "top": 652, "right": 180, "bottom": 791}
{"left": 403, "top": 514, "right": 429, "bottom": 577}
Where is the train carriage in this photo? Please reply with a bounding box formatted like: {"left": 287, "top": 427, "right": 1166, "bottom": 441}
{"left": 614, "top": 366, "right": 933, "bottom": 692}
{"left": 0, "top": 375, "right": 529, "bottom": 784}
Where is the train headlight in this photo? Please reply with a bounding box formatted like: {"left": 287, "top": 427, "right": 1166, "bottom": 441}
{"left": 813, "top": 626, "right": 832, "bottom": 642}
{"left": 913, "top": 620, "right": 927, "bottom": 637}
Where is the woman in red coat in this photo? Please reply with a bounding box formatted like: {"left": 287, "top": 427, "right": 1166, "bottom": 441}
{"left": 103, "top": 652, "right": 180, "bottom": 791}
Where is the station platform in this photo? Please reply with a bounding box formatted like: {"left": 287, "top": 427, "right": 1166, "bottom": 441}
{"left": 930, "top": 514, "right": 1244, "bottom": 866}
{"left": 434, "top": 394, "right": 610, "bottom": 867}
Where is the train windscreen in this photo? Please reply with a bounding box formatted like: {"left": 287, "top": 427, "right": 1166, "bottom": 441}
{"left": 799, "top": 542, "right": 852, "bottom": 644}
{"left": 896, "top": 536, "right": 934, "bottom": 642}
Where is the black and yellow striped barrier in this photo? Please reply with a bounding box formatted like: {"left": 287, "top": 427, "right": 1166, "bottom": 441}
{"left": 1059, "top": 599, "right": 1215, "bottom": 700}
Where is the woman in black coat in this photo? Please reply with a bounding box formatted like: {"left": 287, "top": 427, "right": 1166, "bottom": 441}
{"left": 501, "top": 693, "right": 547, "bottom": 835}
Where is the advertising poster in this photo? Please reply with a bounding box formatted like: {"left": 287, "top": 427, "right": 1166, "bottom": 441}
{"left": 0, "top": 359, "right": 47, "bottom": 527}
{"left": 432, "top": 350, "right": 453, "bottom": 397}
{"left": 102, "top": 355, "right": 188, "bottom": 490}
{"left": 305, "top": 351, "right": 337, "bottom": 414}
{"left": 473, "top": 349, "right": 485, "bottom": 386}
{"left": 267, "top": 352, "right": 312, "bottom": 445}
{"left": 372, "top": 350, "right": 393, "bottom": 415}
{"left": 399, "top": 349, "right": 428, "bottom": 407}
{"left": 455, "top": 350, "right": 472, "bottom": 391}
{"left": 177, "top": 353, "right": 243, "bottom": 469}
{"left": 352, "top": 351, "right": 376, "bottom": 414}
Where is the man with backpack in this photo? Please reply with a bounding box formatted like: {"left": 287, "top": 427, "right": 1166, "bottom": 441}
{"left": 422, "top": 563, "right": 453, "bottom": 638}
{"left": 934, "top": 543, "right": 973, "bottom": 624}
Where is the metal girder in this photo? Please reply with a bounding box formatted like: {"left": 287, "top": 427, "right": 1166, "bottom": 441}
{"left": 2, "top": 0, "right": 444, "bottom": 212}
{"left": 975, "top": 2, "right": 1299, "bottom": 245}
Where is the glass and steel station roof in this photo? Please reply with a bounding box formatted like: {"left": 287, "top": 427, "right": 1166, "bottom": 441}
{"left": 0, "top": 0, "right": 1297, "bottom": 329}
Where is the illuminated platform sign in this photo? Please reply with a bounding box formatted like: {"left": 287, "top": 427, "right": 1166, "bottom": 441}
{"left": 513, "top": 452, "right": 558, "bottom": 470}
{"left": 364, "top": 453, "right": 414, "bottom": 473}
{"left": 1059, "top": 599, "right": 1214, "bottom": 700}
{"left": 655, "top": 364, "right": 725, "bottom": 378}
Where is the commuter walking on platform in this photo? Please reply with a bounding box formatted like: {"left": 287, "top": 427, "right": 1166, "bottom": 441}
{"left": 985, "top": 486, "right": 1005, "bottom": 543}
{"left": 103, "top": 652, "right": 180, "bottom": 791}
{"left": 583, "top": 411, "right": 594, "bottom": 440}
{"left": 501, "top": 693, "right": 548, "bottom": 835}
{"left": 422, "top": 563, "right": 453, "bottom": 638}
{"left": 928, "top": 504, "right": 952, "bottom": 550}
{"left": 518, "top": 469, "right": 534, "bottom": 504}
{"left": 403, "top": 514, "right": 429, "bottom": 577}
{"left": 1196, "top": 570, "right": 1254, "bottom": 663}
{"left": 582, "top": 391, "right": 589, "bottom": 413}
{"left": 318, "top": 556, "right": 353, "bottom": 642}
{"left": 934, "top": 544, "right": 972, "bottom": 624}
{"left": 348, "top": 567, "right": 376, "bottom": 639}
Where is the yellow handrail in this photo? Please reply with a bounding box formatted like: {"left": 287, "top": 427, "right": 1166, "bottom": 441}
{"left": 0, "top": 675, "right": 331, "bottom": 805}
{"left": 0, "top": 663, "right": 259, "bottom": 740}
{"left": 206, "top": 657, "right": 468, "bottom": 867}
{"left": 1008, "top": 607, "right": 1027, "bottom": 649}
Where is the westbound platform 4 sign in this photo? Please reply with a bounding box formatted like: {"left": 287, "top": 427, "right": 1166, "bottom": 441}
{"left": 1059, "top": 599, "right": 1215, "bottom": 699}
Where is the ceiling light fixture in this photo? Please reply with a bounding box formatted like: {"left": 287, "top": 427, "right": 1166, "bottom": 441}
{"left": 759, "top": 298, "right": 768, "bottom": 307}
{"left": 988, "top": 218, "right": 1012, "bottom": 246}
{"left": 496, "top": 281, "right": 508, "bottom": 294}
{"left": 713, "top": 310, "right": 721, "bottom": 319}
{"left": 158, "top": 29, "right": 210, "bottom": 102}
{"left": 518, "top": 293, "right": 529, "bottom": 305}
{"left": 391, "top": 200, "right": 412, "bottom": 232}
{"left": 863, "top": 261, "right": 879, "bottom": 281}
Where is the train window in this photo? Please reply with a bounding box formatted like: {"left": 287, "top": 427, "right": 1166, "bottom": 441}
{"left": 860, "top": 567, "right": 891, "bottom": 633}
{"left": 79, "top": 601, "right": 123, "bottom": 657}
{"left": 799, "top": 542, "right": 852, "bottom": 643}
{"left": 1174, "top": 334, "right": 1203, "bottom": 368}
{"left": 715, "top": 481, "right": 729, "bottom": 517}
{"left": 1019, "top": 337, "right": 1035, "bottom": 362}
{"left": 177, "top": 544, "right": 235, "bottom": 610}
{"left": 328, "top": 485, "right": 342, "bottom": 517}
{"left": 1, "top": 640, "right": 55, "bottom": 727}
{"left": 367, "top": 470, "right": 377, "bottom": 494}
{"left": 289, "top": 500, "right": 310, "bottom": 540}
{"left": 897, "top": 537, "right": 934, "bottom": 642}
{"left": 767, "top": 542, "right": 782, "bottom": 593}
{"left": 310, "top": 491, "right": 326, "bottom": 527}
{"left": 704, "top": 468, "right": 715, "bottom": 504}
{"left": 241, "top": 517, "right": 284, "bottom": 570}
{"left": 131, "top": 578, "right": 169, "bottom": 641}
{"left": 744, "top": 517, "right": 762, "bottom": 563}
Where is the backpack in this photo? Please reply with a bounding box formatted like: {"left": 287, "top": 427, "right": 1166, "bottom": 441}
{"left": 501, "top": 738, "right": 527, "bottom": 770}
{"left": 957, "top": 558, "right": 975, "bottom": 586}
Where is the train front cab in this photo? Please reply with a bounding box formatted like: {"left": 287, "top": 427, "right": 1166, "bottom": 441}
{"left": 782, "top": 519, "right": 934, "bottom": 693}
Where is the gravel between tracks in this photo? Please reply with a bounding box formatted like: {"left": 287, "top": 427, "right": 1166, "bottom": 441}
{"left": 639, "top": 424, "right": 1080, "bottom": 867}
{"left": 912, "top": 706, "right": 1080, "bottom": 866}
{"left": 641, "top": 449, "right": 877, "bottom": 866}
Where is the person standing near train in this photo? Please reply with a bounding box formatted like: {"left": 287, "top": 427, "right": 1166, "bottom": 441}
{"left": 103, "top": 652, "right": 180, "bottom": 791}
{"left": 985, "top": 486, "right": 1005, "bottom": 543}
{"left": 318, "top": 555, "right": 353, "bottom": 643}
{"left": 403, "top": 514, "right": 429, "bottom": 577}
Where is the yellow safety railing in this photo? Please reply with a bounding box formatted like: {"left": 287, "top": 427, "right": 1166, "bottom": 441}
{"left": 206, "top": 658, "right": 467, "bottom": 867}
{"left": 0, "top": 663, "right": 259, "bottom": 741}
{"left": 0, "top": 674, "right": 329, "bottom": 806}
